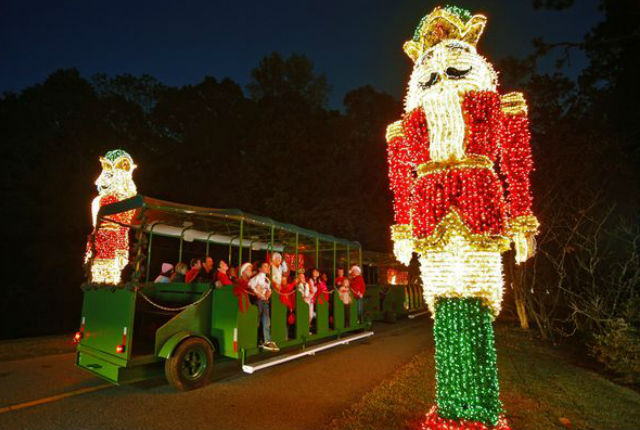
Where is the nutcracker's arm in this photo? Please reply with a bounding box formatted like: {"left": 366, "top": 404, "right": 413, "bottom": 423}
{"left": 386, "top": 120, "right": 414, "bottom": 265}
{"left": 499, "top": 92, "right": 539, "bottom": 263}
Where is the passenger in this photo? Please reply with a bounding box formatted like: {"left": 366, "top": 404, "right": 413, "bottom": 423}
{"left": 214, "top": 260, "right": 233, "bottom": 287}
{"left": 170, "top": 262, "right": 188, "bottom": 282}
{"left": 317, "top": 272, "right": 329, "bottom": 305}
{"left": 270, "top": 252, "right": 293, "bottom": 312}
{"left": 228, "top": 266, "right": 238, "bottom": 283}
{"left": 320, "top": 272, "right": 332, "bottom": 327}
{"left": 185, "top": 258, "right": 202, "bottom": 284}
{"left": 249, "top": 261, "right": 279, "bottom": 352}
{"left": 298, "top": 270, "right": 317, "bottom": 329}
{"left": 309, "top": 268, "right": 321, "bottom": 301}
{"left": 251, "top": 261, "right": 260, "bottom": 277}
{"left": 339, "top": 277, "right": 352, "bottom": 326}
{"left": 339, "top": 277, "right": 352, "bottom": 304}
{"left": 269, "top": 252, "right": 285, "bottom": 292}
{"left": 233, "top": 262, "right": 253, "bottom": 313}
{"left": 196, "top": 256, "right": 215, "bottom": 283}
{"left": 154, "top": 263, "right": 174, "bottom": 283}
{"left": 321, "top": 272, "right": 329, "bottom": 285}
{"left": 335, "top": 268, "right": 346, "bottom": 288}
{"left": 350, "top": 265, "right": 366, "bottom": 323}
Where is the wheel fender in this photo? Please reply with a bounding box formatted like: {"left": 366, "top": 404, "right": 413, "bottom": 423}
{"left": 157, "top": 331, "right": 215, "bottom": 359}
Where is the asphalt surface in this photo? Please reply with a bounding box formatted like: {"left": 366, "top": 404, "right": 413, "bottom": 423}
{"left": 0, "top": 317, "right": 431, "bottom": 429}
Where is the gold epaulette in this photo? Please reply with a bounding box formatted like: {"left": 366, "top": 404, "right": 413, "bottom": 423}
{"left": 385, "top": 120, "right": 404, "bottom": 142}
{"left": 416, "top": 155, "right": 494, "bottom": 177}
{"left": 507, "top": 215, "right": 540, "bottom": 236}
{"left": 501, "top": 92, "right": 528, "bottom": 115}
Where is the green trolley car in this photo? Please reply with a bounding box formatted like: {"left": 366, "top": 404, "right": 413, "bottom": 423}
{"left": 76, "top": 195, "right": 387, "bottom": 391}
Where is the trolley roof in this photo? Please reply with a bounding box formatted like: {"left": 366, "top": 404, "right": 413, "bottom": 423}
{"left": 98, "top": 194, "right": 361, "bottom": 249}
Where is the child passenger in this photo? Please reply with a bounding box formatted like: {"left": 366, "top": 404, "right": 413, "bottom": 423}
{"left": 297, "top": 270, "right": 316, "bottom": 330}
{"left": 339, "top": 277, "right": 352, "bottom": 326}
{"left": 170, "top": 262, "right": 188, "bottom": 282}
{"left": 154, "top": 263, "right": 173, "bottom": 283}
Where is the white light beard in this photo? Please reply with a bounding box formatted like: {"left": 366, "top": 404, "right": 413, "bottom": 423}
{"left": 422, "top": 85, "right": 466, "bottom": 162}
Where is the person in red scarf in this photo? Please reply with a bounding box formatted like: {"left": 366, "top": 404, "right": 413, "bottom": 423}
{"left": 317, "top": 272, "right": 330, "bottom": 306}
{"left": 185, "top": 258, "right": 202, "bottom": 284}
{"left": 215, "top": 260, "right": 233, "bottom": 287}
{"left": 350, "top": 265, "right": 366, "bottom": 323}
{"left": 233, "top": 262, "right": 253, "bottom": 313}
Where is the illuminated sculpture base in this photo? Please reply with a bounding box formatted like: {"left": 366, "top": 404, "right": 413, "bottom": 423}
{"left": 432, "top": 298, "right": 503, "bottom": 426}
{"left": 90, "top": 252, "right": 128, "bottom": 285}
{"left": 419, "top": 406, "right": 511, "bottom": 430}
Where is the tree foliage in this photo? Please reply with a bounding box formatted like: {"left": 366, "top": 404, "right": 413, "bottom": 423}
{"left": 501, "top": 0, "right": 640, "bottom": 382}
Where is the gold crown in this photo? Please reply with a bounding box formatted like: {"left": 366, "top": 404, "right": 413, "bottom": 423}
{"left": 403, "top": 6, "right": 487, "bottom": 63}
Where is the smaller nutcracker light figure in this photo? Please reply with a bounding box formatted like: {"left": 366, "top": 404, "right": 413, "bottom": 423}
{"left": 85, "top": 149, "right": 137, "bottom": 284}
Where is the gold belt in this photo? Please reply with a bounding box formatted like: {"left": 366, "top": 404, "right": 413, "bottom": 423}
{"left": 416, "top": 155, "right": 494, "bottom": 177}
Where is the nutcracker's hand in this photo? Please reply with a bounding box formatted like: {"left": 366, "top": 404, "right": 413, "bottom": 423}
{"left": 393, "top": 238, "right": 413, "bottom": 266}
{"left": 514, "top": 233, "right": 536, "bottom": 264}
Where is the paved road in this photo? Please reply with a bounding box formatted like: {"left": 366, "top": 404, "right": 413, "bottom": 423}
{"left": 0, "top": 317, "right": 431, "bottom": 429}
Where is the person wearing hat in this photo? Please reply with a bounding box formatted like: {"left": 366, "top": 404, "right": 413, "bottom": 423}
{"left": 233, "top": 262, "right": 253, "bottom": 314}
{"left": 154, "top": 263, "right": 174, "bottom": 283}
{"left": 349, "top": 265, "right": 366, "bottom": 323}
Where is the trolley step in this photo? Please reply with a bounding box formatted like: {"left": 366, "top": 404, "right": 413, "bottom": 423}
{"left": 242, "top": 331, "right": 374, "bottom": 374}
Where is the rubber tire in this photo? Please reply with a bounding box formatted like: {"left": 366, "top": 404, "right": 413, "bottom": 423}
{"left": 165, "top": 337, "right": 214, "bottom": 391}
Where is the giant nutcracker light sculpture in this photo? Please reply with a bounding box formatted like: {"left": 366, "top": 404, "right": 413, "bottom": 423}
{"left": 85, "top": 149, "right": 138, "bottom": 285}
{"left": 385, "top": 5, "right": 538, "bottom": 430}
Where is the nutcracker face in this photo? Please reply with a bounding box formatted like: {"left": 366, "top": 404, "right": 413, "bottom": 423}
{"left": 95, "top": 150, "right": 137, "bottom": 198}
{"left": 405, "top": 40, "right": 497, "bottom": 111}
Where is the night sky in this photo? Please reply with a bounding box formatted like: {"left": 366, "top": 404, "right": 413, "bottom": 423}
{"left": 2, "top": 0, "right": 602, "bottom": 108}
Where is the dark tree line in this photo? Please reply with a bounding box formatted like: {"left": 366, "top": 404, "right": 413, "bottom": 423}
{"left": 500, "top": 0, "right": 640, "bottom": 382}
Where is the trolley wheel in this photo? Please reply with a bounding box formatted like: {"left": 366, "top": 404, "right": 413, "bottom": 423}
{"left": 165, "top": 337, "right": 213, "bottom": 391}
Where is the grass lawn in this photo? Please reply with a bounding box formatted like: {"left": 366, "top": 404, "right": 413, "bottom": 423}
{"left": 329, "top": 323, "right": 640, "bottom": 430}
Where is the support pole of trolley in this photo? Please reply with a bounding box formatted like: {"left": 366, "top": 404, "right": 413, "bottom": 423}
{"left": 132, "top": 207, "right": 147, "bottom": 283}
{"left": 229, "top": 235, "right": 238, "bottom": 267}
{"left": 205, "top": 231, "right": 217, "bottom": 257}
{"left": 295, "top": 233, "right": 299, "bottom": 273}
{"left": 333, "top": 242, "right": 337, "bottom": 286}
{"left": 346, "top": 244, "right": 350, "bottom": 270}
{"left": 238, "top": 220, "right": 244, "bottom": 267}
{"left": 146, "top": 222, "right": 162, "bottom": 283}
{"left": 249, "top": 239, "right": 257, "bottom": 263}
{"left": 270, "top": 225, "right": 275, "bottom": 254}
{"left": 178, "top": 225, "right": 193, "bottom": 263}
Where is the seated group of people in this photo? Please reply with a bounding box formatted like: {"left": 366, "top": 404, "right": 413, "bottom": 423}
{"left": 153, "top": 256, "right": 235, "bottom": 286}
{"left": 153, "top": 252, "right": 366, "bottom": 353}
